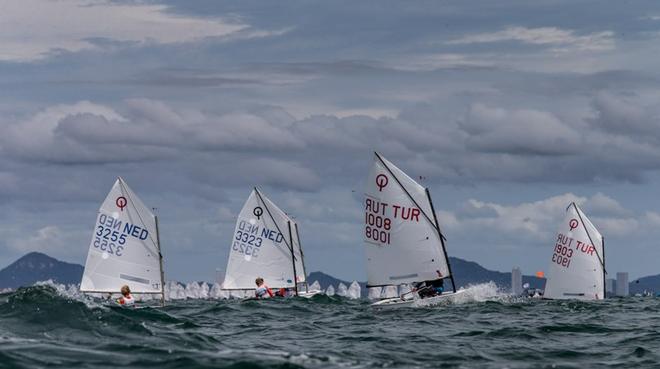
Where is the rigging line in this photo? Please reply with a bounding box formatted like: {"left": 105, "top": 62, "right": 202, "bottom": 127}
{"left": 253, "top": 188, "right": 298, "bottom": 262}
{"left": 570, "top": 202, "right": 606, "bottom": 273}
{"left": 118, "top": 179, "right": 161, "bottom": 255}
{"left": 294, "top": 223, "right": 309, "bottom": 290}
{"left": 374, "top": 152, "right": 447, "bottom": 241}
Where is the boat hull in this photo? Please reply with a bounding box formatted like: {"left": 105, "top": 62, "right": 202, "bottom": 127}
{"left": 298, "top": 289, "right": 323, "bottom": 298}
{"left": 371, "top": 290, "right": 468, "bottom": 308}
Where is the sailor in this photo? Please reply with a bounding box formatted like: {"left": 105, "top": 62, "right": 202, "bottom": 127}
{"left": 429, "top": 271, "right": 445, "bottom": 295}
{"left": 255, "top": 277, "right": 274, "bottom": 299}
{"left": 415, "top": 270, "right": 445, "bottom": 299}
{"left": 117, "top": 285, "right": 135, "bottom": 306}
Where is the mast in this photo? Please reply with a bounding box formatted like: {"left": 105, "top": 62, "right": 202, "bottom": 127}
{"left": 287, "top": 220, "right": 299, "bottom": 296}
{"left": 294, "top": 223, "right": 309, "bottom": 292}
{"left": 426, "top": 188, "right": 456, "bottom": 293}
{"left": 602, "top": 236, "right": 606, "bottom": 299}
{"left": 154, "top": 213, "right": 165, "bottom": 306}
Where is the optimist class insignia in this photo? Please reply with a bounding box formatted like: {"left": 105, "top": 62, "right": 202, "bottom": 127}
{"left": 116, "top": 196, "right": 127, "bottom": 211}
{"left": 376, "top": 174, "right": 388, "bottom": 192}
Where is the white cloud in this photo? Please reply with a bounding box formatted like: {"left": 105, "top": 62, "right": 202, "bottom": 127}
{"left": 393, "top": 53, "right": 495, "bottom": 71}
{"left": 0, "top": 99, "right": 304, "bottom": 163}
{"left": 589, "top": 92, "right": 660, "bottom": 138}
{"left": 584, "top": 192, "right": 632, "bottom": 217}
{"left": 452, "top": 193, "right": 584, "bottom": 239}
{"left": 5, "top": 92, "right": 660, "bottom": 187}
{"left": 448, "top": 26, "right": 615, "bottom": 52}
{"left": 462, "top": 103, "right": 581, "bottom": 155}
{"left": 8, "top": 226, "right": 62, "bottom": 253}
{"left": 1, "top": 101, "right": 129, "bottom": 162}
{"left": 0, "top": 0, "right": 248, "bottom": 62}
{"left": 443, "top": 193, "right": 653, "bottom": 241}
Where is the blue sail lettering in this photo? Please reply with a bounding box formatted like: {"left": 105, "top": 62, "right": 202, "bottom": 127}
{"left": 261, "top": 228, "right": 284, "bottom": 243}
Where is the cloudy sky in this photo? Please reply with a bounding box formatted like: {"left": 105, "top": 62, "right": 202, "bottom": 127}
{"left": 2, "top": 0, "right": 660, "bottom": 283}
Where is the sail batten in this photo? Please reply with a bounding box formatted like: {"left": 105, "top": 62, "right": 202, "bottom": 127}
{"left": 364, "top": 153, "right": 450, "bottom": 287}
{"left": 80, "top": 178, "right": 164, "bottom": 294}
{"left": 544, "top": 203, "right": 605, "bottom": 300}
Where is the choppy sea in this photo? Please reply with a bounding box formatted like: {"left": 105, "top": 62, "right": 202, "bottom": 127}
{"left": 1, "top": 283, "right": 658, "bottom": 369}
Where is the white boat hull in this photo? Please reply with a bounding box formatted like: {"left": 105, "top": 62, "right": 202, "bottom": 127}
{"left": 370, "top": 296, "right": 415, "bottom": 308}
{"left": 298, "top": 289, "right": 323, "bottom": 298}
{"left": 371, "top": 290, "right": 468, "bottom": 308}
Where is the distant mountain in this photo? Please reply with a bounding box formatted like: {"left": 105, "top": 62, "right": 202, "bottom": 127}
{"left": 0, "top": 252, "right": 83, "bottom": 289}
{"left": 629, "top": 274, "right": 660, "bottom": 295}
{"left": 449, "top": 257, "right": 546, "bottom": 290}
{"left": 9, "top": 252, "right": 647, "bottom": 295}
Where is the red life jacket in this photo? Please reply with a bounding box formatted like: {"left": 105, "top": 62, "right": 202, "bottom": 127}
{"left": 255, "top": 285, "right": 274, "bottom": 298}
{"left": 118, "top": 294, "right": 135, "bottom": 306}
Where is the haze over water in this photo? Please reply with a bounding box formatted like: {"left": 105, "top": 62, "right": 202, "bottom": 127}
{"left": 1, "top": 284, "right": 657, "bottom": 369}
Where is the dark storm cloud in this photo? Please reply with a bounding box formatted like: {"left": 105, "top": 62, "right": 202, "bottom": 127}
{"left": 3, "top": 0, "right": 660, "bottom": 281}
{"left": 588, "top": 92, "right": 660, "bottom": 139}
{"left": 5, "top": 92, "right": 660, "bottom": 187}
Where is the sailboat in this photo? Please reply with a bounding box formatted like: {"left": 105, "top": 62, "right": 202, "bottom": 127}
{"left": 222, "top": 187, "right": 321, "bottom": 298}
{"left": 365, "top": 152, "right": 465, "bottom": 307}
{"left": 80, "top": 177, "right": 165, "bottom": 305}
{"left": 543, "top": 202, "right": 605, "bottom": 300}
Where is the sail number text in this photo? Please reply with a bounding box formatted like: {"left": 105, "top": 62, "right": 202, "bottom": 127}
{"left": 551, "top": 233, "right": 597, "bottom": 269}
{"left": 93, "top": 213, "right": 150, "bottom": 257}
{"left": 365, "top": 198, "right": 422, "bottom": 245}
{"left": 233, "top": 220, "right": 285, "bottom": 258}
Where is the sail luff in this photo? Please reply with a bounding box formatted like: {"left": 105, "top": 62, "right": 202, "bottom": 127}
{"left": 255, "top": 187, "right": 306, "bottom": 285}
{"left": 254, "top": 187, "right": 296, "bottom": 260}
{"left": 118, "top": 178, "right": 160, "bottom": 255}
{"left": 572, "top": 203, "right": 605, "bottom": 270}
{"left": 374, "top": 152, "right": 437, "bottom": 231}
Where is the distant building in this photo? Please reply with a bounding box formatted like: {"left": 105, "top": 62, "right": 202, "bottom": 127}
{"left": 605, "top": 278, "right": 615, "bottom": 297}
{"left": 616, "top": 272, "right": 629, "bottom": 297}
{"left": 511, "top": 267, "right": 522, "bottom": 295}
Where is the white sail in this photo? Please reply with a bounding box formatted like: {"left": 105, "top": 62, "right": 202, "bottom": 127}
{"left": 368, "top": 287, "right": 382, "bottom": 300}
{"left": 80, "top": 177, "right": 163, "bottom": 294}
{"left": 222, "top": 188, "right": 300, "bottom": 290}
{"left": 364, "top": 153, "right": 450, "bottom": 287}
{"left": 544, "top": 203, "right": 605, "bottom": 300}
